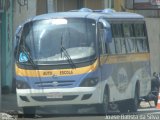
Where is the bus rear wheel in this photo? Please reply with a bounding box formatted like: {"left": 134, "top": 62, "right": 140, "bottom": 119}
{"left": 129, "top": 88, "right": 139, "bottom": 112}
{"left": 118, "top": 89, "right": 139, "bottom": 113}
{"left": 23, "top": 107, "right": 36, "bottom": 118}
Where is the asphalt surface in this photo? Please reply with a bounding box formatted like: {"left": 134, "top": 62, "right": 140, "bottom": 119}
{"left": 15, "top": 107, "right": 160, "bottom": 120}
{"left": 1, "top": 94, "right": 160, "bottom": 120}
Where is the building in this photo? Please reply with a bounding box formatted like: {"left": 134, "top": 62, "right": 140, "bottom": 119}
{"left": 0, "top": 0, "right": 13, "bottom": 93}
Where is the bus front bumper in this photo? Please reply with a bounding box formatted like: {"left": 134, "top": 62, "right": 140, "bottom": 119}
{"left": 16, "top": 87, "right": 101, "bottom": 107}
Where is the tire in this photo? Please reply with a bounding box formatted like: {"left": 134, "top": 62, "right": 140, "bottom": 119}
{"left": 118, "top": 86, "right": 139, "bottom": 113}
{"left": 96, "top": 88, "right": 109, "bottom": 115}
{"left": 23, "top": 107, "right": 36, "bottom": 118}
{"left": 129, "top": 88, "right": 139, "bottom": 113}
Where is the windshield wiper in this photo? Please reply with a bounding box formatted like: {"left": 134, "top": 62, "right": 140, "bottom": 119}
{"left": 21, "top": 45, "right": 38, "bottom": 69}
{"left": 61, "top": 46, "right": 76, "bottom": 68}
{"left": 61, "top": 33, "right": 76, "bottom": 69}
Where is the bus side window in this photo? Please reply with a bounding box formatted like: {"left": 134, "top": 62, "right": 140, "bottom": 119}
{"left": 111, "top": 23, "right": 126, "bottom": 54}
{"left": 134, "top": 23, "right": 148, "bottom": 53}
{"left": 123, "top": 23, "right": 136, "bottom": 53}
{"left": 108, "top": 24, "right": 116, "bottom": 55}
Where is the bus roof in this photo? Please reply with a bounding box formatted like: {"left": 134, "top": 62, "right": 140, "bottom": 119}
{"left": 31, "top": 9, "right": 144, "bottom": 21}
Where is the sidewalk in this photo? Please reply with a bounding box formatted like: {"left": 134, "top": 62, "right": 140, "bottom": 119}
{"left": 0, "top": 93, "right": 158, "bottom": 119}
{"left": 0, "top": 93, "right": 21, "bottom": 120}
{"left": 1, "top": 93, "right": 22, "bottom": 114}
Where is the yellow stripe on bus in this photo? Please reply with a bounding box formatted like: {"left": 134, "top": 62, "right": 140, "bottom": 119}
{"left": 16, "top": 60, "right": 99, "bottom": 77}
{"left": 16, "top": 53, "right": 150, "bottom": 77}
{"left": 100, "top": 53, "right": 150, "bottom": 64}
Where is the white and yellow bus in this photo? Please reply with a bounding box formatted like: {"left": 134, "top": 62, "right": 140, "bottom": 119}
{"left": 15, "top": 8, "right": 152, "bottom": 115}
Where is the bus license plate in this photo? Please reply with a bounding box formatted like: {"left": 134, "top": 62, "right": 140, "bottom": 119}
{"left": 46, "top": 93, "right": 63, "bottom": 99}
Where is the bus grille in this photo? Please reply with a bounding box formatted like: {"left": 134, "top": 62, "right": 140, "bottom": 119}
{"left": 31, "top": 95, "right": 78, "bottom": 102}
{"left": 35, "top": 80, "right": 75, "bottom": 88}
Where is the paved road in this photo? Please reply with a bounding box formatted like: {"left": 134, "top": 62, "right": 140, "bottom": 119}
{"left": 2, "top": 94, "right": 160, "bottom": 120}
{"left": 16, "top": 106, "right": 160, "bottom": 120}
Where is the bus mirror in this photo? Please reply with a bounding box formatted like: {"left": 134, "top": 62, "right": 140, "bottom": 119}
{"left": 99, "top": 19, "right": 112, "bottom": 43}
{"left": 99, "top": 19, "right": 108, "bottom": 28}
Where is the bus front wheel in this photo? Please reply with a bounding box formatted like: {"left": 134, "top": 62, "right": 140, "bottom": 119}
{"left": 103, "top": 89, "right": 109, "bottom": 114}
{"left": 96, "top": 87, "right": 109, "bottom": 115}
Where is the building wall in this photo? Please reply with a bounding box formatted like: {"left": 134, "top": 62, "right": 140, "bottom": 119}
{"left": 56, "top": 0, "right": 112, "bottom": 12}
{"left": 36, "top": 0, "right": 47, "bottom": 15}
{"left": 145, "top": 18, "right": 160, "bottom": 74}
{"left": 0, "top": 0, "right": 13, "bottom": 92}
{"left": 57, "top": 0, "right": 78, "bottom": 11}
{"left": 113, "top": 0, "right": 124, "bottom": 11}
{"left": 84, "top": 0, "right": 104, "bottom": 9}
{"left": 13, "top": 0, "right": 36, "bottom": 33}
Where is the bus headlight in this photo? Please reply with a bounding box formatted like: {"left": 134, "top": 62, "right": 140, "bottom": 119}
{"left": 80, "top": 77, "right": 99, "bottom": 87}
{"left": 16, "top": 80, "right": 30, "bottom": 89}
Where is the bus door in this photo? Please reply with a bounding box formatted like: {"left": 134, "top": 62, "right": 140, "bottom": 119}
{"left": 97, "top": 19, "right": 112, "bottom": 100}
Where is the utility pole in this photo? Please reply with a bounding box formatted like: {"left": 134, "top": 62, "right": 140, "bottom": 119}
{"left": 0, "top": 13, "right": 2, "bottom": 112}
{"left": 0, "top": 0, "right": 3, "bottom": 111}
{"left": 0, "top": 0, "right": 4, "bottom": 111}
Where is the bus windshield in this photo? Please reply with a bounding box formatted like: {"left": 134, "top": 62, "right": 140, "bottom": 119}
{"left": 19, "top": 18, "right": 96, "bottom": 65}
